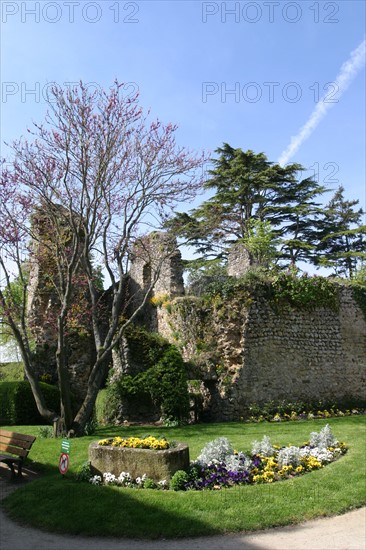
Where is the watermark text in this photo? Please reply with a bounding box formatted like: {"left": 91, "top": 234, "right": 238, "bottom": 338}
{"left": 1, "top": 1, "right": 139, "bottom": 24}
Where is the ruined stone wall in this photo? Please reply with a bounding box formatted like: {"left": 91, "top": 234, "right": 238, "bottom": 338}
{"left": 227, "top": 242, "right": 254, "bottom": 277}
{"left": 27, "top": 219, "right": 366, "bottom": 423}
{"left": 26, "top": 207, "right": 95, "bottom": 405}
{"left": 157, "top": 286, "right": 366, "bottom": 421}
{"left": 239, "top": 286, "right": 365, "bottom": 405}
{"left": 128, "top": 232, "right": 184, "bottom": 300}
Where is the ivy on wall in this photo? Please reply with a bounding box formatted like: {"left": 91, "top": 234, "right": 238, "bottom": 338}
{"left": 196, "top": 270, "right": 340, "bottom": 313}
{"left": 271, "top": 272, "right": 339, "bottom": 311}
{"left": 105, "top": 326, "right": 190, "bottom": 422}
{"left": 351, "top": 285, "right": 366, "bottom": 321}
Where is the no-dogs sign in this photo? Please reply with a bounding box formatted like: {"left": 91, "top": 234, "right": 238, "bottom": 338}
{"left": 59, "top": 452, "right": 69, "bottom": 475}
{"left": 59, "top": 440, "right": 71, "bottom": 475}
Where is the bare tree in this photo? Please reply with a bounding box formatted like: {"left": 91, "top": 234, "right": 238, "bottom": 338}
{"left": 0, "top": 82, "right": 206, "bottom": 435}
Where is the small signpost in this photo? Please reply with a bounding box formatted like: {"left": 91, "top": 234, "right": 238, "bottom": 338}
{"left": 59, "top": 439, "right": 71, "bottom": 477}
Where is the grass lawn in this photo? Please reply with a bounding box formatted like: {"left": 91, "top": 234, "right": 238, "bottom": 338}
{"left": 1, "top": 416, "right": 365, "bottom": 539}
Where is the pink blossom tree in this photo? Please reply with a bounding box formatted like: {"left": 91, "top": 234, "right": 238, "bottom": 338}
{"left": 0, "top": 82, "right": 206, "bottom": 435}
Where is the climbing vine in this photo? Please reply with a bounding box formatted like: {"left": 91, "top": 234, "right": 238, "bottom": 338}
{"left": 351, "top": 284, "right": 366, "bottom": 321}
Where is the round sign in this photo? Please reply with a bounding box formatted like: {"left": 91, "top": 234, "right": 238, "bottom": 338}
{"left": 59, "top": 453, "right": 69, "bottom": 475}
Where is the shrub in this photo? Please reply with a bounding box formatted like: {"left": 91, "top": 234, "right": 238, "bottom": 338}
{"left": 147, "top": 347, "right": 190, "bottom": 421}
{"left": 170, "top": 470, "right": 189, "bottom": 491}
{"left": 83, "top": 418, "right": 98, "bottom": 436}
{"left": 38, "top": 426, "right": 54, "bottom": 438}
{"left": 351, "top": 284, "right": 366, "bottom": 320}
{"left": 105, "top": 337, "right": 190, "bottom": 423}
{"left": 143, "top": 478, "right": 157, "bottom": 489}
{"left": 277, "top": 446, "right": 302, "bottom": 467}
{"left": 76, "top": 461, "right": 93, "bottom": 482}
{"left": 271, "top": 272, "right": 339, "bottom": 311}
{"left": 0, "top": 381, "right": 60, "bottom": 425}
{"left": 310, "top": 424, "right": 338, "bottom": 448}
{"left": 0, "top": 362, "right": 24, "bottom": 382}
{"left": 196, "top": 437, "right": 234, "bottom": 465}
{"left": 124, "top": 325, "right": 171, "bottom": 371}
{"left": 251, "top": 436, "right": 274, "bottom": 457}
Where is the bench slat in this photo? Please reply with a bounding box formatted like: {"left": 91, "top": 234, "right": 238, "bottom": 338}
{"left": 0, "top": 435, "right": 34, "bottom": 449}
{"left": 0, "top": 429, "right": 36, "bottom": 478}
{"left": 0, "top": 430, "right": 36, "bottom": 445}
{"left": 0, "top": 442, "right": 28, "bottom": 457}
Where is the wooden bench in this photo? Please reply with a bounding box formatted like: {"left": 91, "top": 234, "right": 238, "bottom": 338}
{"left": 0, "top": 429, "right": 36, "bottom": 478}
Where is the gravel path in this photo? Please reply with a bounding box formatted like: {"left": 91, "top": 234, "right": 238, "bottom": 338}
{"left": 1, "top": 466, "right": 365, "bottom": 550}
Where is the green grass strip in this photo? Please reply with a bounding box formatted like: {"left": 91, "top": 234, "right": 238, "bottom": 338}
{"left": 2, "top": 416, "right": 365, "bottom": 539}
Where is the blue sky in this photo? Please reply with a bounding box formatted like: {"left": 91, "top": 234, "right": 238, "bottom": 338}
{"left": 1, "top": 0, "right": 365, "bottom": 217}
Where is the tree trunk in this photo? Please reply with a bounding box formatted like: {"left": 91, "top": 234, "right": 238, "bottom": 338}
{"left": 56, "top": 319, "right": 74, "bottom": 431}
{"left": 26, "top": 372, "right": 59, "bottom": 423}
{"left": 70, "top": 356, "right": 110, "bottom": 436}
{"left": 17, "top": 334, "right": 59, "bottom": 423}
{"left": 56, "top": 351, "right": 74, "bottom": 431}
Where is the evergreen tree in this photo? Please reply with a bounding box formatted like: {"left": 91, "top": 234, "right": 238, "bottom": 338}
{"left": 315, "top": 186, "right": 366, "bottom": 278}
{"left": 169, "top": 144, "right": 326, "bottom": 269}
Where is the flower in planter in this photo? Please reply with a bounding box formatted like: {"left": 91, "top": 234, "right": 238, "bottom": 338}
{"left": 97, "top": 435, "right": 170, "bottom": 450}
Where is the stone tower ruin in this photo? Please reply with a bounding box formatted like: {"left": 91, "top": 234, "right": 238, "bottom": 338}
{"left": 128, "top": 231, "right": 185, "bottom": 302}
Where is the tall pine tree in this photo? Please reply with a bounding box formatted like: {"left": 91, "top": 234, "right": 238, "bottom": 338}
{"left": 169, "top": 144, "right": 326, "bottom": 269}
{"left": 315, "top": 186, "right": 366, "bottom": 278}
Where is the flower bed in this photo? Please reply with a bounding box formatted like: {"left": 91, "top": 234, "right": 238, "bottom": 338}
{"left": 89, "top": 436, "right": 189, "bottom": 483}
{"left": 242, "top": 402, "right": 365, "bottom": 423}
{"left": 84, "top": 425, "right": 347, "bottom": 490}
{"left": 181, "top": 424, "right": 347, "bottom": 489}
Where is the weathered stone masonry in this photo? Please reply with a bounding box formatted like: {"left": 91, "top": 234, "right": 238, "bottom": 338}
{"left": 156, "top": 286, "right": 366, "bottom": 421}
{"left": 28, "top": 221, "right": 366, "bottom": 421}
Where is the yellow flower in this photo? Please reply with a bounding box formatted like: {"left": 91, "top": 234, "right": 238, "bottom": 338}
{"left": 98, "top": 438, "right": 111, "bottom": 446}
{"left": 99, "top": 435, "right": 170, "bottom": 450}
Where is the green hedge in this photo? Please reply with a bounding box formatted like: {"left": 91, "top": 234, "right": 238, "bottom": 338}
{"left": 95, "top": 388, "right": 109, "bottom": 426}
{"left": 0, "top": 362, "right": 24, "bottom": 382}
{"left": 0, "top": 381, "right": 60, "bottom": 425}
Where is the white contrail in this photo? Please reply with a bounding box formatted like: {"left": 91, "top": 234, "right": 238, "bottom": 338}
{"left": 278, "top": 38, "right": 366, "bottom": 166}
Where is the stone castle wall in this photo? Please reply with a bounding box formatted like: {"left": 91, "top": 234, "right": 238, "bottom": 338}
{"left": 157, "top": 286, "right": 366, "bottom": 421}
{"left": 27, "top": 221, "right": 366, "bottom": 421}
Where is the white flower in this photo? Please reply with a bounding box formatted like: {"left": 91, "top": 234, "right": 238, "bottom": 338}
{"left": 300, "top": 446, "right": 337, "bottom": 464}
{"left": 118, "top": 471, "right": 132, "bottom": 485}
{"left": 135, "top": 474, "right": 147, "bottom": 486}
{"left": 103, "top": 472, "right": 117, "bottom": 484}
{"left": 158, "top": 479, "right": 167, "bottom": 488}
{"left": 89, "top": 475, "right": 102, "bottom": 485}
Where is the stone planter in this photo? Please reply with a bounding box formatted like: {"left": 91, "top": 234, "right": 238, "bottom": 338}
{"left": 89, "top": 442, "right": 189, "bottom": 482}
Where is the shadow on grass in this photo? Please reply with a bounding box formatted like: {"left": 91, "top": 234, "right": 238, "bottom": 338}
{"left": 2, "top": 463, "right": 218, "bottom": 539}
